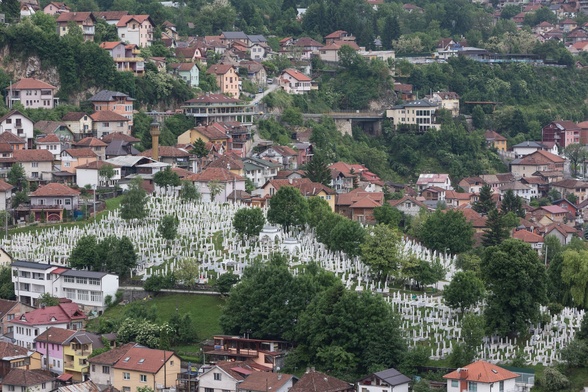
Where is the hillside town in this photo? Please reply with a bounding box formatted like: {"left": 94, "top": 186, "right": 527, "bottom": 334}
{"left": 1, "top": 0, "right": 588, "bottom": 390}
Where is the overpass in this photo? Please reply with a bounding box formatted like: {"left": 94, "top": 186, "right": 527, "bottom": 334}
{"left": 302, "top": 111, "right": 385, "bottom": 135}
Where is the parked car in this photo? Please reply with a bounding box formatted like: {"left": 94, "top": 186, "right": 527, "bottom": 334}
{"left": 258, "top": 88, "right": 264, "bottom": 93}
{"left": 267, "top": 78, "right": 273, "bottom": 84}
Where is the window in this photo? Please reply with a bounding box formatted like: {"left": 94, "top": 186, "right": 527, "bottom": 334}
{"left": 451, "top": 380, "right": 458, "bottom": 388}
{"left": 140, "top": 374, "right": 147, "bottom": 383}
{"left": 41, "top": 384, "right": 46, "bottom": 389}
{"left": 204, "top": 389, "right": 214, "bottom": 392}
{"left": 65, "top": 199, "right": 71, "bottom": 206}
{"left": 91, "top": 291, "right": 102, "bottom": 302}
{"left": 31, "top": 172, "right": 38, "bottom": 178}
{"left": 499, "top": 381, "right": 504, "bottom": 392}
{"left": 123, "top": 372, "right": 130, "bottom": 380}
{"left": 468, "top": 382, "right": 477, "bottom": 392}
{"left": 77, "top": 290, "right": 89, "bottom": 301}
{"left": 8, "top": 386, "right": 14, "bottom": 391}
{"left": 214, "top": 373, "right": 221, "bottom": 381}
{"left": 89, "top": 278, "right": 100, "bottom": 285}
{"left": 76, "top": 277, "right": 87, "bottom": 284}
{"left": 64, "top": 276, "right": 74, "bottom": 283}
{"left": 102, "top": 366, "right": 109, "bottom": 374}
{"left": 92, "top": 365, "right": 95, "bottom": 372}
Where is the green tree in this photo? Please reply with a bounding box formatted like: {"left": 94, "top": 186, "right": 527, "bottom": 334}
{"left": 190, "top": 138, "right": 208, "bottom": 158}
{"left": 373, "top": 202, "right": 403, "bottom": 227}
{"left": 232, "top": 208, "right": 265, "bottom": 240}
{"left": 307, "top": 197, "right": 332, "bottom": 228}
{"left": 120, "top": 177, "right": 148, "bottom": 220}
{"left": 208, "top": 180, "right": 225, "bottom": 201}
{"left": 561, "top": 249, "right": 588, "bottom": 308}
{"left": 305, "top": 154, "right": 332, "bottom": 187}
{"left": 214, "top": 272, "right": 240, "bottom": 295}
{"left": 564, "top": 143, "right": 587, "bottom": 178}
{"left": 7, "top": 163, "right": 27, "bottom": 192}
{"left": 472, "top": 184, "right": 495, "bottom": 215}
{"left": 482, "top": 209, "right": 517, "bottom": 247}
{"left": 179, "top": 180, "right": 201, "bottom": 202}
{"left": 443, "top": 271, "right": 485, "bottom": 313}
{"left": 99, "top": 235, "right": 138, "bottom": 278}
{"left": 542, "top": 367, "right": 570, "bottom": 392}
{"left": 281, "top": 107, "right": 303, "bottom": 126}
{"left": 361, "top": 224, "right": 401, "bottom": 282}
{"left": 418, "top": 209, "right": 474, "bottom": 254}
{"left": 381, "top": 15, "right": 401, "bottom": 50}
{"left": 158, "top": 214, "right": 179, "bottom": 241}
{"left": 38, "top": 292, "right": 60, "bottom": 307}
{"left": 68, "top": 235, "right": 99, "bottom": 270}
{"left": 173, "top": 259, "right": 199, "bottom": 288}
{"left": 153, "top": 166, "right": 181, "bottom": 192}
{"left": 482, "top": 239, "right": 547, "bottom": 337}
{"left": 98, "top": 164, "right": 116, "bottom": 187}
{"left": 500, "top": 189, "right": 525, "bottom": 218}
{"left": 0, "top": 268, "right": 15, "bottom": 300}
{"left": 327, "top": 217, "right": 366, "bottom": 257}
{"left": 267, "top": 186, "right": 309, "bottom": 231}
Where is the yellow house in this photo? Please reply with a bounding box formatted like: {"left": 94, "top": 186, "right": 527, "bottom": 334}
{"left": 63, "top": 331, "right": 109, "bottom": 382}
{"left": 206, "top": 64, "right": 240, "bottom": 98}
{"left": 112, "top": 346, "right": 180, "bottom": 392}
{"left": 0, "top": 341, "right": 42, "bottom": 374}
{"left": 484, "top": 130, "right": 507, "bottom": 152}
{"left": 207, "top": 155, "right": 245, "bottom": 177}
{"left": 177, "top": 123, "right": 230, "bottom": 146}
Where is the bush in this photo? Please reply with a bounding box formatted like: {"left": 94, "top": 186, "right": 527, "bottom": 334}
{"left": 543, "top": 367, "right": 570, "bottom": 392}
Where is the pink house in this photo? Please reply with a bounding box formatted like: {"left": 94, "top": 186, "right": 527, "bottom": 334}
{"left": 5, "top": 79, "right": 58, "bottom": 110}
{"left": 43, "top": 2, "right": 70, "bottom": 15}
{"left": 35, "top": 327, "right": 75, "bottom": 374}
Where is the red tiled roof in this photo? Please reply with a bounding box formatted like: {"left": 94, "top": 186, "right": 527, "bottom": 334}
{"left": 13, "top": 149, "right": 54, "bottom": 162}
{"left": 63, "top": 148, "right": 98, "bottom": 158}
{"left": 34, "top": 327, "right": 76, "bottom": 344}
{"left": 0, "top": 341, "right": 29, "bottom": 359}
{"left": 515, "top": 150, "right": 565, "bottom": 165}
{"left": 444, "top": 361, "right": 518, "bottom": 383}
{"left": 12, "top": 303, "right": 86, "bottom": 326}
{"left": 168, "top": 62, "right": 197, "bottom": 71}
{"left": 388, "top": 195, "right": 427, "bottom": 210}
{"left": 37, "top": 134, "right": 60, "bottom": 143}
{"left": 3, "top": 369, "right": 55, "bottom": 387}
{"left": 116, "top": 15, "right": 152, "bottom": 27}
{"left": 207, "top": 155, "right": 244, "bottom": 170}
{"left": 74, "top": 137, "right": 108, "bottom": 148}
{"left": 171, "top": 167, "right": 193, "bottom": 178}
{"left": 0, "top": 131, "right": 25, "bottom": 145}
{"left": 140, "top": 146, "right": 190, "bottom": 158}
{"left": 88, "top": 343, "right": 137, "bottom": 365}
{"left": 113, "top": 346, "right": 175, "bottom": 373}
{"left": 193, "top": 123, "right": 230, "bottom": 140}
{"left": 207, "top": 64, "right": 235, "bottom": 75}
{"left": 484, "top": 130, "right": 507, "bottom": 141}
{"left": 99, "top": 41, "right": 124, "bottom": 50}
{"left": 30, "top": 183, "right": 80, "bottom": 197}
{"left": 237, "top": 372, "right": 294, "bottom": 392}
{"left": 62, "top": 112, "right": 89, "bottom": 121}
{"left": 56, "top": 11, "right": 95, "bottom": 23}
{"left": 101, "top": 132, "right": 140, "bottom": 143}
{"left": 337, "top": 188, "right": 384, "bottom": 206}
{"left": 94, "top": 11, "right": 128, "bottom": 20}
{"left": 325, "top": 30, "right": 348, "bottom": 39}
{"left": 9, "top": 78, "right": 56, "bottom": 90}
{"left": 282, "top": 68, "right": 311, "bottom": 82}
{"left": 90, "top": 111, "right": 129, "bottom": 122}
{"left": 0, "top": 180, "right": 11, "bottom": 192}
{"left": 513, "top": 229, "right": 544, "bottom": 243}
{"left": 187, "top": 167, "right": 244, "bottom": 182}
{"left": 290, "top": 369, "right": 352, "bottom": 392}
{"left": 541, "top": 205, "right": 568, "bottom": 214}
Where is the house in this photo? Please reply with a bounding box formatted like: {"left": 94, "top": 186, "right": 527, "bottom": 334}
{"left": 542, "top": 121, "right": 580, "bottom": 148}
{"left": 459, "top": 177, "right": 486, "bottom": 194}
{"left": 89, "top": 91, "right": 135, "bottom": 132}
{"left": 61, "top": 112, "right": 93, "bottom": 140}
{"left": 140, "top": 146, "right": 191, "bottom": 168}
{"left": 8, "top": 302, "right": 87, "bottom": 349}
{"left": 0, "top": 180, "right": 13, "bottom": 211}
{"left": 167, "top": 63, "right": 199, "bottom": 87}
{"left": 87, "top": 342, "right": 137, "bottom": 388}
{"left": 519, "top": 176, "right": 547, "bottom": 198}
{"left": 510, "top": 150, "right": 565, "bottom": 178}
{"left": 43, "top": 2, "right": 70, "bottom": 15}
{"left": 324, "top": 30, "right": 356, "bottom": 45}
{"left": 425, "top": 91, "right": 460, "bottom": 117}
{"left": 443, "top": 361, "right": 518, "bottom": 392}
{"left": 197, "top": 361, "right": 254, "bottom": 392}
{"left": 282, "top": 37, "right": 323, "bottom": 60}
{"left": 279, "top": 69, "right": 312, "bottom": 94}
{"left": 104, "top": 156, "right": 157, "bottom": 179}
{"left": 242, "top": 157, "right": 281, "bottom": 188}
{"left": 237, "top": 372, "right": 296, "bottom": 392}
{"left": 552, "top": 198, "right": 578, "bottom": 220}
{"left": 293, "top": 142, "right": 313, "bottom": 167}
{"left": 116, "top": 15, "right": 154, "bottom": 47}
{"left": 499, "top": 181, "right": 536, "bottom": 201}
{"left": 318, "top": 41, "right": 360, "bottom": 62}
{"left": 479, "top": 173, "right": 515, "bottom": 193}
{"left": 56, "top": 12, "right": 96, "bottom": 41}
{"left": 104, "top": 139, "right": 140, "bottom": 159}
{"left": 538, "top": 205, "right": 568, "bottom": 223}
{"left": 76, "top": 161, "right": 121, "bottom": 188}
{"left": 356, "top": 368, "right": 411, "bottom": 392}
{"left": 445, "top": 190, "right": 474, "bottom": 208}
{"left": 289, "top": 368, "right": 353, "bottom": 392}
{"left": 388, "top": 195, "right": 427, "bottom": 217}
{"left": 90, "top": 111, "right": 130, "bottom": 139}
{"left": 386, "top": 100, "right": 441, "bottom": 132}
{"left": 0, "top": 131, "right": 26, "bottom": 152}
{"left": 36, "top": 134, "right": 63, "bottom": 160}
{"left": 238, "top": 61, "right": 267, "bottom": 86}
{"left": 257, "top": 145, "right": 299, "bottom": 169}
{"left": 511, "top": 141, "right": 553, "bottom": 159}
{"left": 186, "top": 167, "right": 246, "bottom": 203}
{"left": 260, "top": 178, "right": 336, "bottom": 211}
{"left": 110, "top": 345, "right": 179, "bottom": 391}
{"left": 0, "top": 111, "right": 34, "bottom": 149}
{"left": 36, "top": 328, "right": 106, "bottom": 381}
{"left": 541, "top": 222, "right": 578, "bottom": 245}
{"left": 484, "top": 130, "right": 507, "bottom": 152}
{"left": 60, "top": 148, "right": 98, "bottom": 174}
{"left": 550, "top": 179, "right": 588, "bottom": 203}
{"left": 329, "top": 162, "right": 381, "bottom": 194}
{"left": 0, "top": 341, "right": 41, "bottom": 377}
{"left": 421, "top": 186, "right": 446, "bottom": 204}
{"left": 34, "top": 121, "right": 75, "bottom": 143}
{"left": 512, "top": 229, "right": 545, "bottom": 253}
{"left": 2, "top": 369, "right": 55, "bottom": 392}
{"left": 73, "top": 137, "right": 107, "bottom": 160}
{"left": 336, "top": 188, "right": 384, "bottom": 223}
{"left": 5, "top": 79, "right": 58, "bottom": 111}
{"left": 207, "top": 155, "right": 245, "bottom": 176}
{"left": 11, "top": 260, "right": 118, "bottom": 312}
{"left": 162, "top": 20, "right": 178, "bottom": 40}
{"left": 94, "top": 10, "right": 128, "bottom": 25}
{"left": 28, "top": 183, "right": 80, "bottom": 222}
{"left": 417, "top": 173, "right": 452, "bottom": 191}
{"left": 175, "top": 46, "right": 205, "bottom": 63}
{"left": 0, "top": 299, "right": 32, "bottom": 335}
{"left": 220, "top": 31, "right": 250, "bottom": 46}
{"left": 13, "top": 149, "right": 54, "bottom": 181}
{"left": 183, "top": 94, "right": 254, "bottom": 126}
{"left": 207, "top": 64, "right": 240, "bottom": 98}
{"left": 100, "top": 42, "right": 145, "bottom": 75}
{"left": 178, "top": 122, "right": 230, "bottom": 147}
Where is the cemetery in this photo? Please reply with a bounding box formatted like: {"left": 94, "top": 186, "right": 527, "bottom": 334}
{"left": 3, "top": 195, "right": 585, "bottom": 366}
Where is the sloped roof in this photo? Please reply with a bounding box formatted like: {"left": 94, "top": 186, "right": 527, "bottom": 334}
{"left": 140, "top": 146, "right": 190, "bottom": 158}
{"left": 10, "top": 78, "right": 56, "bottom": 90}
{"left": 12, "top": 303, "right": 86, "bottom": 326}
{"left": 74, "top": 137, "right": 108, "bottom": 148}
{"left": 116, "top": 15, "right": 153, "bottom": 27}
{"left": 185, "top": 94, "right": 241, "bottom": 104}
{"left": 63, "top": 148, "right": 98, "bottom": 158}
{"left": 13, "top": 149, "right": 54, "bottom": 162}
{"left": 56, "top": 11, "right": 95, "bottom": 23}
{"left": 99, "top": 41, "right": 125, "bottom": 50}
{"left": 206, "top": 64, "right": 235, "bottom": 75}
{"left": 88, "top": 342, "right": 137, "bottom": 365}
{"left": 513, "top": 150, "right": 565, "bottom": 165}
{"left": 207, "top": 155, "right": 244, "bottom": 170}
{"left": 0, "top": 340, "right": 29, "bottom": 359}
{"left": 113, "top": 346, "right": 174, "bottom": 373}
{"left": 388, "top": 195, "right": 427, "bottom": 210}
{"left": 541, "top": 205, "right": 568, "bottom": 214}
{"left": 0, "top": 132, "right": 26, "bottom": 144}
{"left": 35, "top": 327, "right": 76, "bottom": 344}
{"left": 3, "top": 369, "right": 55, "bottom": 387}
{"left": 444, "top": 361, "right": 518, "bottom": 383}
{"left": 168, "top": 62, "right": 198, "bottom": 71}
{"left": 289, "top": 369, "right": 352, "bottom": 392}
{"left": 30, "top": 183, "right": 80, "bottom": 197}
{"left": 88, "top": 90, "right": 132, "bottom": 102}
{"left": 551, "top": 179, "right": 588, "bottom": 189}
{"left": 62, "top": 112, "right": 89, "bottom": 121}
{"left": 237, "top": 372, "right": 294, "bottom": 392}
{"left": 282, "top": 68, "right": 311, "bottom": 82}
{"left": 484, "top": 130, "right": 506, "bottom": 141}
{"left": 37, "top": 134, "right": 60, "bottom": 143}
{"left": 0, "top": 299, "right": 19, "bottom": 321}
{"left": 187, "top": 167, "right": 245, "bottom": 182}
{"left": 94, "top": 10, "right": 128, "bottom": 20}
{"left": 294, "top": 37, "right": 323, "bottom": 48}
{"left": 513, "top": 229, "right": 544, "bottom": 243}
{"left": 336, "top": 188, "right": 384, "bottom": 206}
{"left": 90, "top": 111, "right": 129, "bottom": 122}
{"left": 373, "top": 368, "right": 410, "bottom": 386}
{"left": 101, "top": 132, "right": 140, "bottom": 143}
{"left": 34, "top": 120, "right": 68, "bottom": 135}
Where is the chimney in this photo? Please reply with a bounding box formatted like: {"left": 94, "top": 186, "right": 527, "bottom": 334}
{"left": 288, "top": 178, "right": 292, "bottom": 184}
{"left": 150, "top": 120, "right": 161, "bottom": 161}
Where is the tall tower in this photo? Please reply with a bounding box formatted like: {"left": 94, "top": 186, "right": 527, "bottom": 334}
{"left": 150, "top": 121, "right": 160, "bottom": 161}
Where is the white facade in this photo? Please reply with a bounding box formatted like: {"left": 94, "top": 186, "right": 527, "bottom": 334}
{"left": 357, "top": 383, "right": 408, "bottom": 392}
{"left": 198, "top": 367, "right": 239, "bottom": 392}
{"left": 89, "top": 363, "right": 115, "bottom": 386}
{"left": 117, "top": 20, "right": 153, "bottom": 47}
{"left": 447, "top": 378, "right": 516, "bottom": 392}
{"left": 12, "top": 322, "right": 69, "bottom": 351}
{"left": 194, "top": 180, "right": 246, "bottom": 203}
{"left": 76, "top": 167, "right": 122, "bottom": 188}
{"left": 11, "top": 261, "right": 119, "bottom": 312}
{"left": 2, "top": 376, "right": 54, "bottom": 392}
{"left": 0, "top": 112, "right": 34, "bottom": 149}
{"left": 500, "top": 183, "right": 536, "bottom": 201}
{"left": 279, "top": 70, "right": 311, "bottom": 94}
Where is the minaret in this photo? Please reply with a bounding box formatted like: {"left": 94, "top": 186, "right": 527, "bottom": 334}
{"left": 150, "top": 121, "right": 160, "bottom": 161}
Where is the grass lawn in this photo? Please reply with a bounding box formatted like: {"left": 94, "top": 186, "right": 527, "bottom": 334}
{"left": 87, "top": 293, "right": 225, "bottom": 356}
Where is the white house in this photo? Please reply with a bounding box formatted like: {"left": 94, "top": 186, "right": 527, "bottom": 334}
{"left": 0, "top": 110, "right": 35, "bottom": 149}
{"left": 35, "top": 134, "right": 63, "bottom": 160}
{"left": 356, "top": 368, "right": 410, "bottom": 392}
{"left": 237, "top": 372, "right": 296, "bottom": 392}
{"left": 76, "top": 161, "right": 122, "bottom": 188}
{"left": 198, "top": 362, "right": 252, "bottom": 392}
{"left": 499, "top": 182, "right": 536, "bottom": 201}
{"left": 388, "top": 196, "right": 427, "bottom": 217}
{"left": 242, "top": 157, "right": 280, "bottom": 187}
{"left": 2, "top": 369, "right": 55, "bottom": 392}
{"left": 11, "top": 260, "right": 119, "bottom": 313}
{"left": 279, "top": 68, "right": 311, "bottom": 94}
{"left": 186, "top": 168, "right": 246, "bottom": 203}
{"left": 443, "top": 361, "right": 518, "bottom": 392}
{"left": 416, "top": 173, "right": 452, "bottom": 191}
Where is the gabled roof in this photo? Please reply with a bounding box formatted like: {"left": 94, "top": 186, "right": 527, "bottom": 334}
{"left": 35, "top": 327, "right": 76, "bottom": 344}
{"left": 37, "top": 134, "right": 60, "bottom": 143}
{"left": 208, "top": 155, "right": 244, "bottom": 170}
{"left": 116, "top": 15, "right": 153, "bottom": 27}
{"left": 336, "top": 188, "right": 384, "bottom": 206}
{"left": 0, "top": 131, "right": 26, "bottom": 145}
{"left": 543, "top": 222, "right": 578, "bottom": 236}
{"left": 484, "top": 130, "right": 506, "bottom": 141}
{"left": 140, "top": 146, "right": 190, "bottom": 158}
{"left": 30, "top": 183, "right": 80, "bottom": 197}
{"left": 289, "top": 369, "right": 352, "bottom": 392}
{"left": 206, "top": 64, "right": 235, "bottom": 75}
{"left": 99, "top": 41, "right": 125, "bottom": 50}
{"left": 56, "top": 11, "right": 95, "bottom": 23}
{"left": 0, "top": 299, "right": 19, "bottom": 321}
{"left": 417, "top": 173, "right": 450, "bottom": 185}
{"left": 88, "top": 342, "right": 137, "bottom": 365}
{"left": 34, "top": 121, "right": 69, "bottom": 135}
{"left": 551, "top": 179, "right": 588, "bottom": 189}
{"left": 282, "top": 68, "right": 311, "bottom": 82}
{"left": 3, "top": 369, "right": 54, "bottom": 387}
{"left": 62, "top": 112, "right": 89, "bottom": 122}
{"left": 371, "top": 368, "right": 410, "bottom": 386}
{"left": 74, "top": 137, "right": 108, "bottom": 148}
{"left": 13, "top": 303, "right": 86, "bottom": 326}
{"left": 90, "top": 111, "right": 129, "bottom": 122}
{"left": 443, "top": 361, "right": 518, "bottom": 383}
{"left": 88, "top": 90, "right": 132, "bottom": 102}
{"left": 168, "top": 62, "right": 198, "bottom": 72}
{"left": 0, "top": 340, "right": 30, "bottom": 359}
{"left": 512, "top": 150, "right": 565, "bottom": 165}
{"left": 187, "top": 167, "right": 245, "bottom": 182}
{"left": 113, "top": 346, "right": 175, "bottom": 373}
{"left": 221, "top": 31, "right": 249, "bottom": 40}
{"left": 541, "top": 205, "right": 568, "bottom": 214}
{"left": 9, "top": 78, "right": 56, "bottom": 90}
{"left": 101, "top": 132, "right": 140, "bottom": 143}
{"left": 94, "top": 10, "right": 129, "bottom": 20}
{"left": 237, "top": 372, "right": 295, "bottom": 392}
{"left": 388, "top": 195, "right": 427, "bottom": 210}
{"left": 105, "top": 156, "right": 156, "bottom": 167}
{"left": 76, "top": 161, "right": 120, "bottom": 170}
{"left": 63, "top": 148, "right": 98, "bottom": 158}
{"left": 294, "top": 37, "right": 323, "bottom": 48}
{"left": 13, "top": 149, "right": 54, "bottom": 162}
{"left": 193, "top": 123, "right": 230, "bottom": 140}
{"left": 513, "top": 229, "right": 544, "bottom": 243}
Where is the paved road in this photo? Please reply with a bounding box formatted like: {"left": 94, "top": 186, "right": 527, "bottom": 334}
{"left": 250, "top": 82, "right": 279, "bottom": 106}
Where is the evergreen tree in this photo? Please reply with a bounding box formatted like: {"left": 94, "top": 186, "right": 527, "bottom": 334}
{"left": 381, "top": 15, "right": 400, "bottom": 50}
{"left": 306, "top": 154, "right": 332, "bottom": 187}
{"left": 191, "top": 138, "right": 209, "bottom": 158}
{"left": 482, "top": 209, "right": 512, "bottom": 247}
{"left": 120, "top": 177, "right": 149, "bottom": 220}
{"left": 473, "top": 184, "right": 495, "bottom": 215}
{"left": 501, "top": 189, "right": 525, "bottom": 218}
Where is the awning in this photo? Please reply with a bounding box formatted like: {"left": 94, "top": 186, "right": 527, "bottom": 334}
{"left": 57, "top": 373, "right": 73, "bottom": 382}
